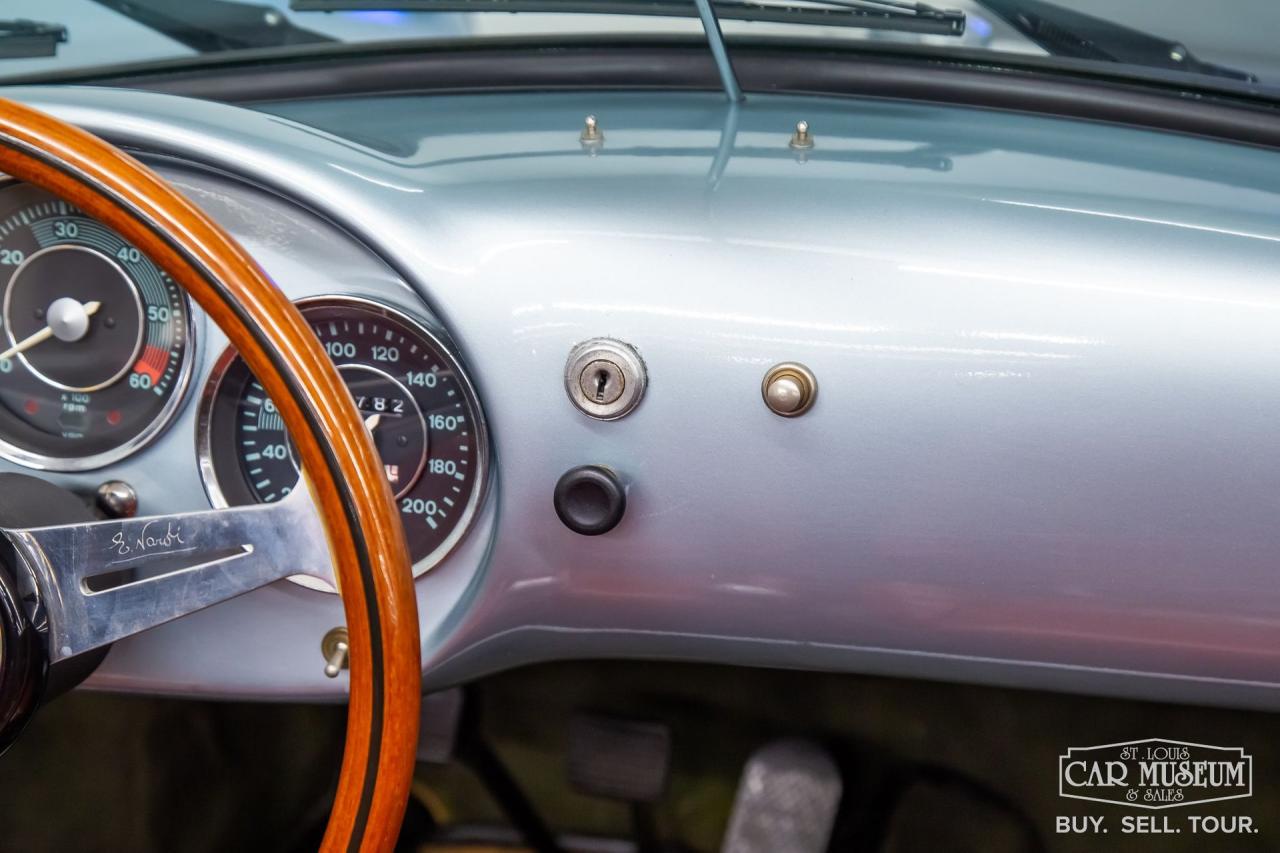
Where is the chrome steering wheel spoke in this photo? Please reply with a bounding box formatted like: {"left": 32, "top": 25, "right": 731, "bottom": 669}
{"left": 1, "top": 489, "right": 332, "bottom": 662}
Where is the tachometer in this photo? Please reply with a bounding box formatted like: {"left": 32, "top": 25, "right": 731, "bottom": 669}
{"left": 0, "top": 182, "right": 195, "bottom": 470}
{"left": 198, "top": 296, "right": 487, "bottom": 583}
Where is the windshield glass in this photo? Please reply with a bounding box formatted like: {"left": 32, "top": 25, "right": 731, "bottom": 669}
{"left": 3, "top": 0, "right": 1278, "bottom": 99}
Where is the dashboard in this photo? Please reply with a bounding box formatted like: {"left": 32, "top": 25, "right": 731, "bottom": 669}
{"left": 0, "top": 154, "right": 493, "bottom": 699}
{"left": 2, "top": 83, "right": 1280, "bottom": 709}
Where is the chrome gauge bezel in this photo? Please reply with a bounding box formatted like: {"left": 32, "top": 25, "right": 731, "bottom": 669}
{"left": 196, "top": 295, "right": 491, "bottom": 590}
{"left": 0, "top": 179, "right": 199, "bottom": 472}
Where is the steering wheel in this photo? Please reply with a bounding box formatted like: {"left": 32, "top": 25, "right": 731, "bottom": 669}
{"left": 0, "top": 100, "right": 421, "bottom": 850}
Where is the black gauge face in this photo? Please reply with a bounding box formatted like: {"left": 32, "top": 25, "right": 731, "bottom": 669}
{"left": 200, "top": 298, "right": 487, "bottom": 573}
{"left": 0, "top": 183, "right": 193, "bottom": 469}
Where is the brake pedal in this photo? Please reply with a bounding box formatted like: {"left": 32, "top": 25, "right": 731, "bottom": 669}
{"left": 567, "top": 714, "right": 672, "bottom": 803}
{"left": 721, "top": 739, "right": 842, "bottom": 853}
{"left": 567, "top": 714, "right": 672, "bottom": 853}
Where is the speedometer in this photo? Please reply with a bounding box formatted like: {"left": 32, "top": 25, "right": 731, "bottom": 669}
{"left": 197, "top": 296, "right": 488, "bottom": 584}
{"left": 0, "top": 182, "right": 195, "bottom": 470}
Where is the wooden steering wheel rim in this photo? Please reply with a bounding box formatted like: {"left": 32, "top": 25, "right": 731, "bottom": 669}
{"left": 0, "top": 99, "right": 421, "bottom": 851}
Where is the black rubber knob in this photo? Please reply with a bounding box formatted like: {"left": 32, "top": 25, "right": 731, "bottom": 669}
{"left": 554, "top": 465, "right": 626, "bottom": 536}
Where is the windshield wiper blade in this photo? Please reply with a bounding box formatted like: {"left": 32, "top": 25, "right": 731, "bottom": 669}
{"left": 976, "top": 0, "right": 1256, "bottom": 83}
{"left": 0, "top": 19, "right": 68, "bottom": 59}
{"left": 90, "top": 0, "right": 334, "bottom": 53}
{"left": 290, "top": 0, "right": 967, "bottom": 37}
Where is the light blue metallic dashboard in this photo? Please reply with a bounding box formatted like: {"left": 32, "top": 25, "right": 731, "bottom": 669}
{"left": 4, "top": 84, "right": 1280, "bottom": 708}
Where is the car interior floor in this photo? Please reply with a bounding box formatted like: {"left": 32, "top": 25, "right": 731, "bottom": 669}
{"left": 0, "top": 662, "right": 1276, "bottom": 852}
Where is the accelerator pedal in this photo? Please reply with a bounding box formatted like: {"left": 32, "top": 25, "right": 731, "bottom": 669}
{"left": 721, "top": 739, "right": 842, "bottom": 853}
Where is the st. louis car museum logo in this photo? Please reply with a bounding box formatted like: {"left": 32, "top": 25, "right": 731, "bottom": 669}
{"left": 1059, "top": 739, "right": 1252, "bottom": 809}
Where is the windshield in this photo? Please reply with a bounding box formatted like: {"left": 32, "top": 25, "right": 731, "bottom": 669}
{"left": 3, "top": 0, "right": 1278, "bottom": 99}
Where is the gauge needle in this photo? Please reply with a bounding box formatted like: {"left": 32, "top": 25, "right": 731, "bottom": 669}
{"left": 364, "top": 413, "right": 382, "bottom": 433}
{"left": 0, "top": 299, "right": 101, "bottom": 361}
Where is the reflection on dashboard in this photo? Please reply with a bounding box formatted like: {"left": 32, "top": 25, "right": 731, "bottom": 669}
{"left": 197, "top": 296, "right": 487, "bottom": 584}
{"left": 0, "top": 182, "right": 194, "bottom": 470}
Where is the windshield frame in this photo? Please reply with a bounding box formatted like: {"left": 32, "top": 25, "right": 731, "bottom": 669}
{"left": 3, "top": 28, "right": 1276, "bottom": 107}
{"left": 0, "top": 1, "right": 1275, "bottom": 99}
{"left": 2, "top": 3, "right": 1279, "bottom": 157}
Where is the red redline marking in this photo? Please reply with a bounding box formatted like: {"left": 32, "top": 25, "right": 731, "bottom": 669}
{"left": 132, "top": 360, "right": 162, "bottom": 385}
{"left": 133, "top": 344, "right": 168, "bottom": 384}
{"left": 141, "top": 344, "right": 168, "bottom": 371}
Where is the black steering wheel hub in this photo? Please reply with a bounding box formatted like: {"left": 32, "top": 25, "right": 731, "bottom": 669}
{"left": 0, "top": 473, "right": 106, "bottom": 753}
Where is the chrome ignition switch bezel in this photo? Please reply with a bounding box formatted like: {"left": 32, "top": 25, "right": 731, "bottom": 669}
{"left": 564, "top": 337, "right": 647, "bottom": 421}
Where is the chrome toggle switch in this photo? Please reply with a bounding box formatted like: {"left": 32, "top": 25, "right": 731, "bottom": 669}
{"left": 321, "top": 626, "right": 350, "bottom": 678}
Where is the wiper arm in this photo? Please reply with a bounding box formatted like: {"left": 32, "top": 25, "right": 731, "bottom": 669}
{"left": 0, "top": 20, "right": 68, "bottom": 59}
{"left": 89, "top": 0, "right": 334, "bottom": 53}
{"left": 290, "top": 0, "right": 967, "bottom": 37}
{"left": 975, "top": 0, "right": 1256, "bottom": 83}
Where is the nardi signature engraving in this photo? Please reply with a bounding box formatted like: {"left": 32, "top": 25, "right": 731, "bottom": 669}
{"left": 107, "top": 521, "right": 187, "bottom": 558}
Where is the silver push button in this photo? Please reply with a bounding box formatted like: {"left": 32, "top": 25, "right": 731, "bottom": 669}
{"left": 762, "top": 362, "right": 817, "bottom": 417}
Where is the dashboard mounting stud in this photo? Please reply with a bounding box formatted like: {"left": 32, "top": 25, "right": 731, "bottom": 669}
{"left": 789, "top": 120, "right": 815, "bottom": 151}
{"left": 580, "top": 114, "right": 604, "bottom": 154}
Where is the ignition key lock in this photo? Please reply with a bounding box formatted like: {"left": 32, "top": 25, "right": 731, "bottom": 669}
{"left": 564, "top": 337, "right": 647, "bottom": 420}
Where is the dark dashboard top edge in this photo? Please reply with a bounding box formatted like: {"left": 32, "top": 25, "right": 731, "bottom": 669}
{"left": 5, "top": 38, "right": 1280, "bottom": 153}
